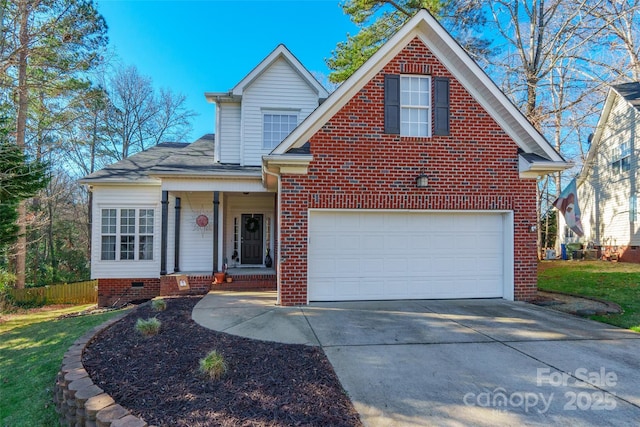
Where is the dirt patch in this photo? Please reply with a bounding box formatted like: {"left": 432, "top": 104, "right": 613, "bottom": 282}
{"left": 532, "top": 291, "right": 621, "bottom": 316}
{"left": 82, "top": 296, "right": 362, "bottom": 427}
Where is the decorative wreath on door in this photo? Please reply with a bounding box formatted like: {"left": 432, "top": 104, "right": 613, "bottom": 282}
{"left": 245, "top": 217, "right": 260, "bottom": 233}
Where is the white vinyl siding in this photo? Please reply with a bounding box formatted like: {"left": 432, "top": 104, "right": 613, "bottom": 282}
{"left": 241, "top": 58, "right": 319, "bottom": 165}
{"left": 573, "top": 93, "right": 640, "bottom": 247}
{"left": 401, "top": 75, "right": 431, "bottom": 137}
{"left": 91, "top": 186, "right": 161, "bottom": 279}
{"left": 175, "top": 192, "right": 214, "bottom": 272}
{"left": 219, "top": 103, "right": 241, "bottom": 164}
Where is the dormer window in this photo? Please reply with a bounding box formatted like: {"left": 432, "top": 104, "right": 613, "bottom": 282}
{"left": 263, "top": 111, "right": 298, "bottom": 149}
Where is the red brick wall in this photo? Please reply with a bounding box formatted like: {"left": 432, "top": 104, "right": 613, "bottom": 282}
{"left": 278, "top": 37, "right": 538, "bottom": 305}
{"left": 97, "top": 278, "right": 161, "bottom": 307}
{"left": 98, "top": 276, "right": 212, "bottom": 307}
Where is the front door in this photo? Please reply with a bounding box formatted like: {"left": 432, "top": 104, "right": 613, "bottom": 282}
{"left": 241, "top": 214, "right": 263, "bottom": 265}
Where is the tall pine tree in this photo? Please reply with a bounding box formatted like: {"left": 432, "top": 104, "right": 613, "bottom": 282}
{"left": 326, "top": 0, "right": 488, "bottom": 83}
{"left": 1, "top": 0, "right": 107, "bottom": 287}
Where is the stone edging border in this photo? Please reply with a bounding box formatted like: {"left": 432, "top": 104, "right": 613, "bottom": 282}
{"left": 53, "top": 308, "right": 149, "bottom": 427}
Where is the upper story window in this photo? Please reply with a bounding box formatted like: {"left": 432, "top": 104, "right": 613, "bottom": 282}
{"left": 101, "top": 208, "right": 154, "bottom": 261}
{"left": 385, "top": 74, "right": 448, "bottom": 137}
{"left": 263, "top": 112, "right": 298, "bottom": 149}
{"left": 400, "top": 76, "right": 431, "bottom": 137}
{"left": 611, "top": 141, "right": 631, "bottom": 174}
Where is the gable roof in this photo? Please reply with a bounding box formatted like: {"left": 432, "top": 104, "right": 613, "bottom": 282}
{"left": 270, "top": 9, "right": 566, "bottom": 170}
{"left": 578, "top": 82, "right": 640, "bottom": 185}
{"left": 204, "top": 44, "right": 329, "bottom": 102}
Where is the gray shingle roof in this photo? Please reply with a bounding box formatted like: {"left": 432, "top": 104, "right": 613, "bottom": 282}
{"left": 80, "top": 142, "right": 190, "bottom": 183}
{"left": 612, "top": 82, "right": 640, "bottom": 111}
{"left": 80, "top": 134, "right": 261, "bottom": 184}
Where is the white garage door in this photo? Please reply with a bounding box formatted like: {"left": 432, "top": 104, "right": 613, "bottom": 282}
{"left": 308, "top": 210, "right": 510, "bottom": 301}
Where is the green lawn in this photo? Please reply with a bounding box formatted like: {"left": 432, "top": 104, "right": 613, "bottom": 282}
{"left": 538, "top": 260, "right": 640, "bottom": 332}
{"left": 0, "top": 305, "right": 122, "bottom": 427}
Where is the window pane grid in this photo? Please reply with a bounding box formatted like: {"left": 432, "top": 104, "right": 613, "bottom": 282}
{"left": 139, "top": 209, "right": 154, "bottom": 234}
{"left": 120, "top": 209, "right": 135, "bottom": 234}
{"left": 611, "top": 142, "right": 632, "bottom": 174}
{"left": 139, "top": 236, "right": 153, "bottom": 260}
{"left": 100, "top": 208, "right": 154, "bottom": 261}
{"left": 101, "top": 209, "right": 116, "bottom": 234}
{"left": 120, "top": 236, "right": 135, "bottom": 260}
{"left": 101, "top": 236, "right": 116, "bottom": 260}
{"left": 263, "top": 113, "right": 297, "bottom": 149}
{"left": 400, "top": 76, "right": 431, "bottom": 137}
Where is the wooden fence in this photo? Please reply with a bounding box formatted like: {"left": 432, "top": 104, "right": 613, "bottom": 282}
{"left": 7, "top": 280, "right": 98, "bottom": 305}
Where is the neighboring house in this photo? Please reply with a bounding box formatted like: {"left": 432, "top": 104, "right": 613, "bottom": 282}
{"left": 81, "top": 10, "right": 567, "bottom": 307}
{"left": 560, "top": 82, "right": 640, "bottom": 262}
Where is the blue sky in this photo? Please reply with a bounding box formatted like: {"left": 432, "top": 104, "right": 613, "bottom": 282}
{"left": 97, "top": 1, "right": 357, "bottom": 141}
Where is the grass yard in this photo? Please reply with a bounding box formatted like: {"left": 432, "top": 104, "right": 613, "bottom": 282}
{"left": 0, "top": 305, "right": 123, "bottom": 427}
{"left": 538, "top": 260, "right": 640, "bottom": 332}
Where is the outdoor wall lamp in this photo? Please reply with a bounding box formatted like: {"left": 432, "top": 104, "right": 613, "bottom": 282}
{"left": 416, "top": 174, "right": 429, "bottom": 188}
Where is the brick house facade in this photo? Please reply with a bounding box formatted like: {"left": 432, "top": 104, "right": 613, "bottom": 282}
{"left": 83, "top": 10, "right": 566, "bottom": 307}
{"left": 276, "top": 37, "right": 540, "bottom": 305}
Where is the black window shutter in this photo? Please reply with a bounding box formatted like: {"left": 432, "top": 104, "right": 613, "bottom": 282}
{"left": 384, "top": 74, "right": 400, "bottom": 134}
{"left": 433, "top": 77, "right": 450, "bottom": 136}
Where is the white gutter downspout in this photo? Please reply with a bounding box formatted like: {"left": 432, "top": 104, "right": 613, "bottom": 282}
{"left": 262, "top": 165, "right": 282, "bottom": 305}
{"left": 214, "top": 100, "right": 221, "bottom": 163}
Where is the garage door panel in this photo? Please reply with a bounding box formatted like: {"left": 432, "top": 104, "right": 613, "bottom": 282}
{"left": 408, "top": 234, "right": 430, "bottom": 250}
{"left": 308, "top": 211, "right": 507, "bottom": 301}
{"left": 384, "top": 233, "right": 410, "bottom": 250}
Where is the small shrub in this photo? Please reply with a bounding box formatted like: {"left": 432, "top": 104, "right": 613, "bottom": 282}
{"left": 135, "top": 317, "right": 161, "bottom": 336}
{"left": 199, "top": 350, "right": 227, "bottom": 380}
{"left": 0, "top": 270, "right": 17, "bottom": 313}
{"left": 151, "top": 298, "right": 167, "bottom": 311}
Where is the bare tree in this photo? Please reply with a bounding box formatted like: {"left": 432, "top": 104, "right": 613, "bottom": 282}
{"left": 488, "top": 0, "right": 608, "bottom": 258}
{"left": 104, "top": 65, "right": 196, "bottom": 160}
{"left": 588, "top": 0, "right": 640, "bottom": 82}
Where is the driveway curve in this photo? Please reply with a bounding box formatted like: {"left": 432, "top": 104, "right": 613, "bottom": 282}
{"left": 193, "top": 291, "right": 640, "bottom": 427}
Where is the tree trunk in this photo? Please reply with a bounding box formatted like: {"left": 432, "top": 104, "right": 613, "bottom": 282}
{"left": 88, "top": 112, "right": 98, "bottom": 258}
{"left": 13, "top": 0, "right": 30, "bottom": 289}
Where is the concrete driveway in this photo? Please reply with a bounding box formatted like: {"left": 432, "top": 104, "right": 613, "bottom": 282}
{"left": 193, "top": 291, "right": 640, "bottom": 426}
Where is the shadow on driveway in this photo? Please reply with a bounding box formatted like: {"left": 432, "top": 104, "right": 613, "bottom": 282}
{"left": 193, "top": 293, "right": 640, "bottom": 426}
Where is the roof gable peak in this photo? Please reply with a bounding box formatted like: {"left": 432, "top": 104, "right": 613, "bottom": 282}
{"left": 231, "top": 44, "right": 328, "bottom": 98}
{"left": 270, "top": 9, "right": 565, "bottom": 166}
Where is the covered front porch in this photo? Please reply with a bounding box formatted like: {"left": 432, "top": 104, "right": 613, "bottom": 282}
{"left": 158, "top": 185, "right": 278, "bottom": 292}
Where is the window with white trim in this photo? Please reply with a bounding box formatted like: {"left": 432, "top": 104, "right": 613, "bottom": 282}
{"left": 138, "top": 209, "right": 154, "bottom": 260}
{"left": 400, "top": 76, "right": 431, "bottom": 137}
{"left": 100, "top": 208, "right": 154, "bottom": 261}
{"left": 101, "top": 209, "right": 117, "bottom": 260}
{"left": 611, "top": 141, "right": 631, "bottom": 174}
{"left": 263, "top": 112, "right": 298, "bottom": 149}
{"left": 631, "top": 194, "right": 638, "bottom": 222}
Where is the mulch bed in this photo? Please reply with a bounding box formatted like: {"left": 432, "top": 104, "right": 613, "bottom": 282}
{"left": 83, "top": 296, "right": 362, "bottom": 427}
